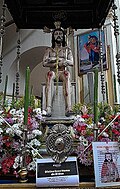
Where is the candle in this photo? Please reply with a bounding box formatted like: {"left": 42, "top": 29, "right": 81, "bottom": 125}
{"left": 3, "top": 75, "right": 8, "bottom": 106}
{"left": 94, "top": 69, "right": 98, "bottom": 124}
{"left": 12, "top": 82, "right": 15, "bottom": 107}
{"left": 113, "top": 74, "right": 117, "bottom": 103}
{"left": 105, "top": 81, "right": 108, "bottom": 103}
{"left": 30, "top": 85, "right": 33, "bottom": 107}
{"left": 24, "top": 67, "right": 30, "bottom": 125}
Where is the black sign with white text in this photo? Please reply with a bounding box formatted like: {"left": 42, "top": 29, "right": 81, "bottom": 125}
{"left": 36, "top": 157, "right": 79, "bottom": 187}
{"left": 37, "top": 161, "right": 77, "bottom": 178}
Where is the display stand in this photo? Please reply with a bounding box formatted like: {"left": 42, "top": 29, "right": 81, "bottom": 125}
{"left": 0, "top": 182, "right": 120, "bottom": 189}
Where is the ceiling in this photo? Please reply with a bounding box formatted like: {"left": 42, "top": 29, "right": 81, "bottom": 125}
{"left": 5, "top": 0, "right": 113, "bottom": 29}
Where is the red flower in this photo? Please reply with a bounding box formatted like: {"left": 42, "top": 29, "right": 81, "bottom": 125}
{"left": 28, "top": 116, "right": 31, "bottom": 125}
{"left": 98, "top": 136, "right": 103, "bottom": 140}
{"left": 76, "top": 125, "right": 87, "bottom": 135}
{"left": 99, "top": 124, "right": 105, "bottom": 130}
{"left": 117, "top": 115, "right": 120, "bottom": 120}
{"left": 82, "top": 114, "right": 89, "bottom": 119}
{"left": 81, "top": 129, "right": 86, "bottom": 135}
{"left": 111, "top": 115, "right": 115, "bottom": 119}
{"left": 6, "top": 141, "right": 12, "bottom": 147}
{"left": 90, "top": 133, "right": 94, "bottom": 136}
{"left": 114, "top": 122, "right": 119, "bottom": 126}
{"left": 28, "top": 107, "right": 32, "bottom": 113}
{"left": 2, "top": 136, "right": 12, "bottom": 147}
{"left": 1, "top": 156, "right": 16, "bottom": 174}
{"left": 112, "top": 129, "right": 120, "bottom": 135}
{"left": 2, "top": 136, "right": 9, "bottom": 140}
{"left": 89, "top": 145, "right": 92, "bottom": 151}
{"left": 26, "top": 155, "right": 32, "bottom": 165}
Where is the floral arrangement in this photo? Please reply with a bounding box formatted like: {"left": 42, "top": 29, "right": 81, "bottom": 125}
{"left": 0, "top": 95, "right": 44, "bottom": 176}
{"left": 72, "top": 103, "right": 120, "bottom": 166}
{"left": 1, "top": 89, "right": 120, "bottom": 177}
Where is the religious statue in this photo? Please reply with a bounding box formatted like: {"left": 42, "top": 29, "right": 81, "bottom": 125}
{"left": 42, "top": 22, "right": 74, "bottom": 117}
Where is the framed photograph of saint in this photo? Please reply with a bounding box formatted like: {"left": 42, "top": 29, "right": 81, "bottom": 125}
{"left": 78, "top": 30, "right": 107, "bottom": 75}
{"left": 92, "top": 142, "right": 120, "bottom": 188}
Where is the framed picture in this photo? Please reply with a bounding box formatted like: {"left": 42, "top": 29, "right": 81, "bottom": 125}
{"left": 92, "top": 142, "right": 120, "bottom": 188}
{"left": 78, "top": 30, "right": 107, "bottom": 75}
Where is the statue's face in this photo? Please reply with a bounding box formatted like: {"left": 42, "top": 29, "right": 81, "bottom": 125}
{"left": 90, "top": 37, "right": 97, "bottom": 44}
{"left": 54, "top": 30, "right": 63, "bottom": 43}
{"left": 106, "top": 154, "right": 112, "bottom": 162}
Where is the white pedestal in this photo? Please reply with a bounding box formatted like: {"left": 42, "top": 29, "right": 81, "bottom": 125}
{"left": 41, "top": 82, "right": 76, "bottom": 118}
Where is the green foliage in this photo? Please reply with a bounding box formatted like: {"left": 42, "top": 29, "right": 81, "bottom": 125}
{"left": 72, "top": 103, "right": 82, "bottom": 115}
{"left": 29, "top": 95, "right": 41, "bottom": 109}
{"left": 113, "top": 104, "right": 120, "bottom": 114}
{"left": 14, "top": 97, "right": 24, "bottom": 109}
{"left": 98, "top": 102, "right": 113, "bottom": 117}
{"left": 72, "top": 103, "right": 93, "bottom": 115}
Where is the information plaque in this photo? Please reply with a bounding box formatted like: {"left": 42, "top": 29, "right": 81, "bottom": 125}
{"left": 36, "top": 157, "right": 79, "bottom": 187}
{"left": 92, "top": 142, "right": 120, "bottom": 188}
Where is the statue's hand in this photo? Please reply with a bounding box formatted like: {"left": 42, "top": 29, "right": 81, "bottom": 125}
{"left": 58, "top": 61, "right": 63, "bottom": 67}
{"left": 62, "top": 60, "right": 68, "bottom": 66}
{"left": 58, "top": 58, "right": 65, "bottom": 67}
{"left": 49, "top": 57, "right": 56, "bottom": 63}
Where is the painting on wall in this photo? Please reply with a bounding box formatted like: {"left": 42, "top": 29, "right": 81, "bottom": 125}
{"left": 78, "top": 30, "right": 107, "bottom": 75}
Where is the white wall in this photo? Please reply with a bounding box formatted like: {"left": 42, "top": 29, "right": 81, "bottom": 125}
{"left": 1, "top": 26, "right": 51, "bottom": 96}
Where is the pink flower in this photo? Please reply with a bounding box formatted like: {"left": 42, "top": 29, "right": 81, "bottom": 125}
{"left": 1, "top": 156, "right": 16, "bottom": 174}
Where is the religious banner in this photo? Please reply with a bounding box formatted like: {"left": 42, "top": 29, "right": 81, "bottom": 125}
{"left": 92, "top": 142, "right": 120, "bottom": 187}
{"left": 78, "top": 30, "right": 107, "bottom": 75}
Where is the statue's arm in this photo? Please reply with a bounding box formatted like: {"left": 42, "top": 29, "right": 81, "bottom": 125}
{"left": 42, "top": 48, "right": 56, "bottom": 68}
{"left": 66, "top": 47, "right": 74, "bottom": 66}
{"left": 59, "top": 47, "right": 73, "bottom": 67}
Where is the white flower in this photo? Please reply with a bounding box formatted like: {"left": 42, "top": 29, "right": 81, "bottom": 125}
{"left": 33, "top": 108, "right": 41, "bottom": 114}
{"left": 15, "top": 130, "right": 22, "bottom": 136}
{"left": 74, "top": 115, "right": 85, "bottom": 122}
{"left": 42, "top": 110, "right": 47, "bottom": 115}
{"left": 27, "top": 134, "right": 34, "bottom": 140}
{"left": 12, "top": 117, "right": 17, "bottom": 121}
{"left": 87, "top": 123, "right": 94, "bottom": 128}
{"left": 6, "top": 123, "right": 22, "bottom": 136}
{"left": 79, "top": 136, "right": 88, "bottom": 146}
{"left": 13, "top": 155, "right": 22, "bottom": 169}
{"left": 6, "top": 128, "right": 14, "bottom": 135}
{"left": 27, "top": 161, "right": 36, "bottom": 171}
{"left": 31, "top": 149, "right": 39, "bottom": 157}
{"left": 29, "top": 138, "right": 41, "bottom": 147}
{"left": 12, "top": 123, "right": 20, "bottom": 129}
{"left": 102, "top": 132, "right": 109, "bottom": 137}
{"left": 16, "top": 109, "right": 24, "bottom": 115}
{"left": 10, "top": 109, "right": 16, "bottom": 115}
{"left": 13, "top": 162, "right": 19, "bottom": 169}
{"left": 0, "top": 118, "right": 4, "bottom": 125}
{"left": 0, "top": 110, "right": 3, "bottom": 114}
{"left": 32, "top": 129, "right": 42, "bottom": 136}
{"left": 0, "top": 128, "right": 3, "bottom": 134}
{"left": 100, "top": 117, "right": 105, "bottom": 122}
